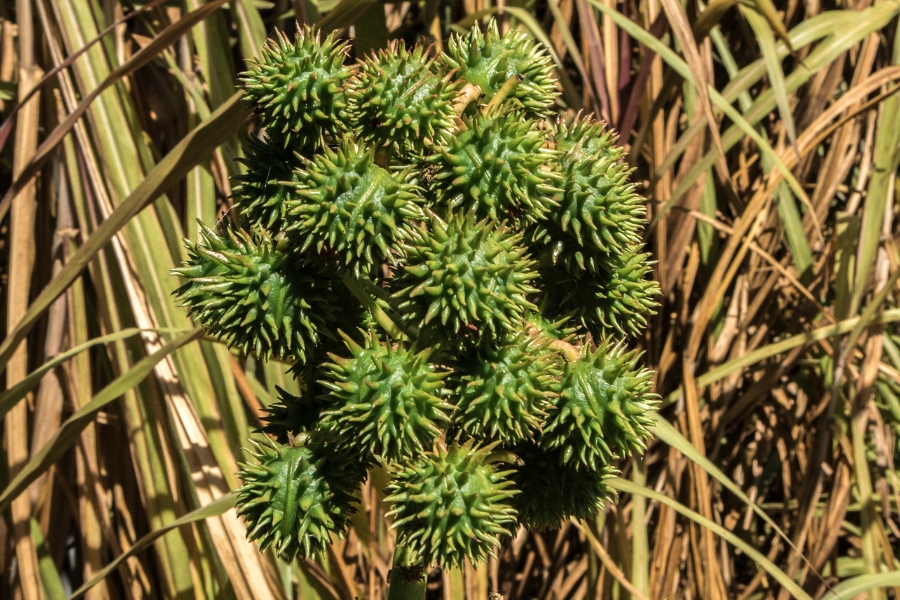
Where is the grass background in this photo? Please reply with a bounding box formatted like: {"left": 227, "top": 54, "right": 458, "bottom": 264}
{"left": 1, "top": 0, "right": 900, "bottom": 598}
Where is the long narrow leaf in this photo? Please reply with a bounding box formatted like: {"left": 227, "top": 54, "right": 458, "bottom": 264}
{"left": 609, "top": 478, "right": 813, "bottom": 600}
{"left": 0, "top": 328, "right": 202, "bottom": 513}
{"left": 0, "top": 93, "right": 243, "bottom": 375}
{"left": 69, "top": 493, "right": 237, "bottom": 600}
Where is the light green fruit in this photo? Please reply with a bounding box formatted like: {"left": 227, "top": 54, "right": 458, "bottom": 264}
{"left": 445, "top": 18, "right": 559, "bottom": 116}
{"left": 455, "top": 332, "right": 561, "bottom": 443}
{"left": 541, "top": 339, "right": 658, "bottom": 469}
{"left": 428, "top": 111, "right": 561, "bottom": 223}
{"left": 385, "top": 442, "right": 518, "bottom": 568}
{"left": 285, "top": 139, "right": 425, "bottom": 277}
{"left": 511, "top": 445, "right": 615, "bottom": 530}
{"left": 172, "top": 221, "right": 331, "bottom": 361}
{"left": 532, "top": 116, "right": 646, "bottom": 258}
{"left": 319, "top": 331, "right": 454, "bottom": 461}
{"left": 347, "top": 42, "right": 461, "bottom": 154}
{"left": 240, "top": 26, "right": 352, "bottom": 150}
{"left": 236, "top": 436, "right": 363, "bottom": 560}
{"left": 522, "top": 311, "right": 577, "bottom": 343}
{"left": 232, "top": 134, "right": 300, "bottom": 232}
{"left": 395, "top": 213, "right": 539, "bottom": 343}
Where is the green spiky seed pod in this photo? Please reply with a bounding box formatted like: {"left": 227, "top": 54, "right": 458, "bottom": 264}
{"left": 533, "top": 117, "right": 646, "bottom": 257}
{"left": 285, "top": 140, "right": 425, "bottom": 276}
{"left": 541, "top": 340, "right": 658, "bottom": 469}
{"left": 236, "top": 436, "right": 363, "bottom": 560}
{"left": 542, "top": 247, "right": 660, "bottom": 337}
{"left": 554, "top": 113, "right": 621, "bottom": 162}
{"left": 175, "top": 31, "right": 663, "bottom": 576}
{"left": 445, "top": 19, "right": 559, "bottom": 116}
{"left": 319, "top": 331, "right": 454, "bottom": 461}
{"left": 395, "top": 213, "right": 539, "bottom": 343}
{"left": 385, "top": 442, "right": 518, "bottom": 568}
{"left": 232, "top": 134, "right": 300, "bottom": 232}
{"left": 347, "top": 42, "right": 461, "bottom": 154}
{"left": 240, "top": 26, "right": 352, "bottom": 150}
{"left": 455, "top": 332, "right": 560, "bottom": 443}
{"left": 173, "top": 222, "right": 331, "bottom": 361}
{"left": 428, "top": 111, "right": 561, "bottom": 223}
{"left": 511, "top": 445, "right": 615, "bottom": 530}
{"left": 259, "top": 386, "right": 325, "bottom": 444}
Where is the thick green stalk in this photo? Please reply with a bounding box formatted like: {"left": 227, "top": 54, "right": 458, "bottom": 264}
{"left": 387, "top": 565, "right": 426, "bottom": 600}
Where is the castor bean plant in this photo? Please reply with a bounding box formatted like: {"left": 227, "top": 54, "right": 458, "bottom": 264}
{"left": 172, "top": 20, "right": 660, "bottom": 599}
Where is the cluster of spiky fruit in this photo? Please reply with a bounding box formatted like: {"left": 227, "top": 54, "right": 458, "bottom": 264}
{"left": 172, "top": 21, "right": 660, "bottom": 581}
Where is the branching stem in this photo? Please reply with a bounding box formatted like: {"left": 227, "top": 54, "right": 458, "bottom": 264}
{"left": 341, "top": 272, "right": 417, "bottom": 341}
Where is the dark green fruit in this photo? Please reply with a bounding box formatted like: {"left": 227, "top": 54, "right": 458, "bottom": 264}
{"left": 385, "top": 442, "right": 518, "bottom": 568}
{"left": 286, "top": 140, "right": 425, "bottom": 277}
{"left": 541, "top": 340, "right": 658, "bottom": 469}
{"left": 232, "top": 134, "right": 300, "bottom": 232}
{"left": 395, "top": 213, "right": 539, "bottom": 343}
{"left": 542, "top": 247, "right": 660, "bottom": 337}
{"left": 173, "top": 222, "right": 331, "bottom": 361}
{"left": 428, "top": 111, "right": 561, "bottom": 223}
{"left": 319, "top": 331, "right": 454, "bottom": 461}
{"left": 240, "top": 26, "right": 352, "bottom": 150}
{"left": 445, "top": 18, "right": 559, "bottom": 116}
{"left": 259, "top": 386, "right": 325, "bottom": 444}
{"left": 347, "top": 42, "right": 461, "bottom": 154}
{"left": 511, "top": 445, "right": 615, "bottom": 530}
{"left": 455, "top": 332, "right": 561, "bottom": 443}
{"left": 236, "top": 436, "right": 363, "bottom": 560}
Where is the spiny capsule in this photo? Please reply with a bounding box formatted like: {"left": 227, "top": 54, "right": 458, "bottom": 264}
{"left": 541, "top": 339, "right": 659, "bottom": 469}
{"left": 235, "top": 436, "right": 364, "bottom": 561}
{"left": 385, "top": 442, "right": 518, "bottom": 568}
{"left": 172, "top": 221, "right": 332, "bottom": 362}
{"left": 239, "top": 25, "right": 352, "bottom": 150}
{"left": 455, "top": 331, "right": 561, "bottom": 443}
{"left": 285, "top": 139, "right": 425, "bottom": 277}
{"left": 394, "top": 213, "right": 540, "bottom": 344}
{"left": 347, "top": 42, "right": 461, "bottom": 155}
{"left": 541, "top": 246, "right": 661, "bottom": 337}
{"left": 511, "top": 445, "right": 616, "bottom": 530}
{"left": 259, "top": 385, "right": 326, "bottom": 444}
{"left": 319, "top": 331, "right": 454, "bottom": 461}
{"left": 445, "top": 18, "right": 559, "bottom": 117}
{"left": 428, "top": 111, "right": 562, "bottom": 224}
{"left": 533, "top": 116, "right": 647, "bottom": 256}
{"left": 231, "top": 134, "right": 301, "bottom": 232}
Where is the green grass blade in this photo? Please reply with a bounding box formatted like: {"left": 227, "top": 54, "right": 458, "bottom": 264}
{"left": 660, "top": 308, "right": 900, "bottom": 407}
{"left": 851, "top": 19, "right": 900, "bottom": 315}
{"left": 31, "top": 518, "right": 67, "bottom": 600}
{"left": 830, "top": 572, "right": 900, "bottom": 599}
{"left": 651, "top": 418, "right": 808, "bottom": 562}
{"left": 1, "top": 0, "right": 231, "bottom": 207}
{"left": 69, "top": 493, "right": 237, "bottom": 600}
{"left": 0, "top": 328, "right": 191, "bottom": 422}
{"left": 0, "top": 328, "right": 202, "bottom": 514}
{"left": 609, "top": 478, "right": 813, "bottom": 600}
{"left": 0, "top": 93, "right": 243, "bottom": 375}
{"left": 742, "top": 6, "right": 798, "bottom": 153}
